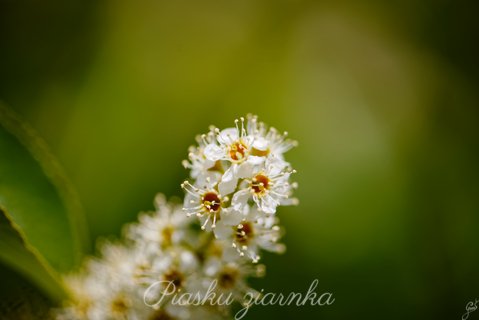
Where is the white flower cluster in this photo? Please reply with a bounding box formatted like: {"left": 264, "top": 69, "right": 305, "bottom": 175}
{"left": 55, "top": 195, "right": 264, "bottom": 320}
{"left": 54, "top": 116, "right": 297, "bottom": 320}
{"left": 182, "top": 115, "right": 298, "bottom": 262}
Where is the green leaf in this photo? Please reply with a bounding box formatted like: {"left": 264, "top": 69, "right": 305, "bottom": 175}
{"left": 0, "top": 211, "right": 66, "bottom": 302}
{"left": 0, "top": 102, "right": 89, "bottom": 299}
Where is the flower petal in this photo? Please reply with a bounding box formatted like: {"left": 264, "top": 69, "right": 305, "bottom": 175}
{"left": 219, "top": 166, "right": 238, "bottom": 195}
{"left": 232, "top": 189, "right": 250, "bottom": 213}
{"left": 218, "top": 128, "right": 238, "bottom": 145}
{"left": 204, "top": 144, "right": 224, "bottom": 161}
{"left": 213, "top": 221, "right": 233, "bottom": 240}
{"left": 221, "top": 209, "right": 245, "bottom": 225}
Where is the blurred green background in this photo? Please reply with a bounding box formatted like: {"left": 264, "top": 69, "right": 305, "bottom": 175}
{"left": 1, "top": 0, "right": 479, "bottom": 319}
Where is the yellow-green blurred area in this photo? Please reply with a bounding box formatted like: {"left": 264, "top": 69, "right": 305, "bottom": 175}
{"left": 1, "top": 0, "right": 478, "bottom": 319}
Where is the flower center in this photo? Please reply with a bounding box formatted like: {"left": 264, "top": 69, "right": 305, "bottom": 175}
{"left": 228, "top": 141, "right": 248, "bottom": 162}
{"left": 110, "top": 294, "right": 130, "bottom": 316}
{"left": 202, "top": 192, "right": 222, "bottom": 212}
{"left": 149, "top": 310, "right": 175, "bottom": 320}
{"left": 163, "top": 269, "right": 184, "bottom": 290}
{"left": 75, "top": 298, "right": 92, "bottom": 317}
{"left": 235, "top": 222, "right": 254, "bottom": 245}
{"left": 251, "top": 174, "right": 270, "bottom": 195}
{"left": 218, "top": 266, "right": 240, "bottom": 289}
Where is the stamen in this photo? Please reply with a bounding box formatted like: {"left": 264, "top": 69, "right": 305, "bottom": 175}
{"left": 201, "top": 134, "right": 209, "bottom": 145}
{"left": 240, "top": 117, "right": 246, "bottom": 137}
{"left": 201, "top": 215, "right": 211, "bottom": 230}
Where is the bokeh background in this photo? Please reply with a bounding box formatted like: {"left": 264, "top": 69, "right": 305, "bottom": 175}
{"left": 1, "top": 0, "right": 479, "bottom": 319}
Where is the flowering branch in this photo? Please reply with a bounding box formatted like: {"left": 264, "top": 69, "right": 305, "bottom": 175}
{"left": 54, "top": 115, "right": 298, "bottom": 320}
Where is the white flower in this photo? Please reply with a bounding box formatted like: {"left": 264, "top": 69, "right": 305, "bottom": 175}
{"left": 142, "top": 248, "right": 199, "bottom": 311}
{"left": 181, "top": 179, "right": 243, "bottom": 231}
{"left": 142, "top": 249, "right": 203, "bottom": 318}
{"left": 217, "top": 153, "right": 264, "bottom": 196}
{"left": 247, "top": 114, "right": 298, "bottom": 159}
{"left": 58, "top": 242, "right": 153, "bottom": 320}
{"left": 201, "top": 118, "right": 263, "bottom": 196}
{"left": 56, "top": 273, "right": 103, "bottom": 320}
{"left": 124, "top": 194, "right": 193, "bottom": 251}
{"left": 232, "top": 157, "right": 298, "bottom": 214}
{"left": 182, "top": 127, "right": 223, "bottom": 185}
{"left": 203, "top": 119, "right": 253, "bottom": 163}
{"left": 186, "top": 116, "right": 298, "bottom": 201}
{"left": 214, "top": 208, "right": 286, "bottom": 263}
{"left": 198, "top": 257, "right": 264, "bottom": 302}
